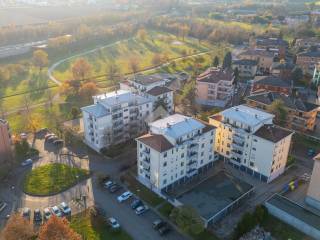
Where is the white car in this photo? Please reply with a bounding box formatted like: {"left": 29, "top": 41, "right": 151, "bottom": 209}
{"left": 51, "top": 206, "right": 62, "bottom": 217}
{"left": 107, "top": 217, "right": 120, "bottom": 229}
{"left": 135, "top": 205, "right": 149, "bottom": 215}
{"left": 21, "top": 159, "right": 33, "bottom": 167}
{"left": 104, "top": 181, "right": 114, "bottom": 189}
{"left": 44, "top": 208, "right": 52, "bottom": 220}
{"left": 117, "top": 191, "right": 133, "bottom": 203}
{"left": 59, "top": 202, "right": 71, "bottom": 215}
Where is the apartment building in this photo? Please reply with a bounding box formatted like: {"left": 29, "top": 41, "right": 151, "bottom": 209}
{"left": 120, "top": 74, "right": 174, "bottom": 113}
{"left": 246, "top": 92, "right": 319, "bottom": 132}
{"left": 252, "top": 75, "right": 291, "bottom": 95}
{"left": 0, "top": 119, "right": 12, "bottom": 164}
{"left": 238, "top": 49, "right": 275, "bottom": 74}
{"left": 209, "top": 105, "right": 293, "bottom": 183}
{"left": 313, "top": 63, "right": 320, "bottom": 86}
{"left": 81, "top": 90, "right": 153, "bottom": 152}
{"left": 296, "top": 51, "right": 320, "bottom": 74}
{"left": 136, "top": 114, "right": 216, "bottom": 193}
{"left": 232, "top": 59, "right": 258, "bottom": 78}
{"left": 306, "top": 153, "right": 320, "bottom": 211}
{"left": 196, "top": 67, "right": 234, "bottom": 107}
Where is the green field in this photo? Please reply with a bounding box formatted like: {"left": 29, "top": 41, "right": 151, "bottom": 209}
{"left": 23, "top": 163, "right": 90, "bottom": 196}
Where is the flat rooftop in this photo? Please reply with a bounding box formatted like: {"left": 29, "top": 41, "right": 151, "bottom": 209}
{"left": 177, "top": 171, "right": 253, "bottom": 221}
{"left": 267, "top": 194, "right": 320, "bottom": 230}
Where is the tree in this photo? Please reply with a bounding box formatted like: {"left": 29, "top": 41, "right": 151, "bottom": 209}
{"left": 212, "top": 56, "right": 219, "bottom": 67}
{"left": 32, "top": 49, "right": 48, "bottom": 72}
{"left": 72, "top": 58, "right": 92, "bottom": 81}
{"left": 0, "top": 214, "right": 35, "bottom": 240}
{"left": 0, "top": 67, "right": 10, "bottom": 84}
{"left": 106, "top": 63, "right": 121, "bottom": 90}
{"left": 233, "top": 67, "right": 239, "bottom": 86}
{"left": 268, "top": 99, "right": 287, "bottom": 125}
{"left": 38, "top": 215, "right": 81, "bottom": 240}
{"left": 128, "top": 57, "right": 140, "bottom": 74}
{"left": 291, "top": 66, "right": 303, "bottom": 84}
{"left": 222, "top": 51, "right": 232, "bottom": 69}
{"left": 170, "top": 206, "right": 204, "bottom": 235}
{"left": 179, "top": 25, "right": 189, "bottom": 41}
{"left": 71, "top": 107, "right": 80, "bottom": 119}
{"left": 137, "top": 28, "right": 147, "bottom": 41}
{"left": 27, "top": 114, "right": 41, "bottom": 135}
{"left": 79, "top": 82, "right": 98, "bottom": 102}
{"left": 152, "top": 53, "right": 162, "bottom": 66}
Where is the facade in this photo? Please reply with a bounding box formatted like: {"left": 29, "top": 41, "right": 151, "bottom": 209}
{"left": 296, "top": 51, "right": 320, "bottom": 74}
{"left": 81, "top": 90, "right": 153, "bottom": 152}
{"left": 136, "top": 114, "right": 216, "bottom": 193}
{"left": 295, "top": 38, "right": 320, "bottom": 50}
{"left": 252, "top": 75, "right": 291, "bottom": 95}
{"left": 312, "top": 63, "right": 320, "bottom": 86}
{"left": 306, "top": 153, "right": 320, "bottom": 211}
{"left": 145, "top": 86, "right": 174, "bottom": 114}
{"left": 246, "top": 92, "right": 319, "bottom": 132}
{"left": 232, "top": 59, "right": 258, "bottom": 78}
{"left": 238, "top": 49, "right": 275, "bottom": 74}
{"left": 270, "top": 62, "right": 295, "bottom": 81}
{"left": 0, "top": 119, "right": 11, "bottom": 164}
{"left": 209, "top": 105, "right": 293, "bottom": 183}
{"left": 196, "top": 67, "right": 234, "bottom": 107}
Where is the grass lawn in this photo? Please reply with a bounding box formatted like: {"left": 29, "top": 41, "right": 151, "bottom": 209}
{"left": 71, "top": 212, "right": 132, "bottom": 240}
{"left": 122, "top": 173, "right": 164, "bottom": 207}
{"left": 23, "top": 163, "right": 90, "bottom": 196}
{"left": 261, "top": 215, "right": 312, "bottom": 240}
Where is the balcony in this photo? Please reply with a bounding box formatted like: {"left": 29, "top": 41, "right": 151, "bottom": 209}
{"left": 232, "top": 140, "right": 244, "bottom": 148}
{"left": 187, "top": 160, "right": 197, "bottom": 166}
{"left": 143, "top": 157, "right": 150, "bottom": 163}
{"left": 186, "top": 168, "right": 198, "bottom": 177}
{"left": 112, "top": 106, "right": 122, "bottom": 113}
{"left": 188, "top": 151, "right": 198, "bottom": 158}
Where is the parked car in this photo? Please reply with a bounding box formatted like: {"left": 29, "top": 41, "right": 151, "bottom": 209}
{"left": 109, "top": 184, "right": 121, "bottom": 193}
{"left": 135, "top": 205, "right": 149, "bottom": 215}
{"left": 308, "top": 148, "right": 316, "bottom": 157}
{"left": 158, "top": 223, "right": 171, "bottom": 236}
{"left": 51, "top": 206, "right": 62, "bottom": 217}
{"left": 131, "top": 198, "right": 142, "bottom": 209}
{"left": 59, "top": 202, "right": 71, "bottom": 215}
{"left": 107, "top": 217, "right": 120, "bottom": 229}
{"left": 104, "top": 181, "right": 114, "bottom": 189}
{"left": 45, "top": 133, "right": 55, "bottom": 140}
{"left": 33, "top": 209, "right": 42, "bottom": 224}
{"left": 21, "top": 207, "right": 31, "bottom": 220}
{"left": 53, "top": 139, "right": 64, "bottom": 146}
{"left": 117, "top": 191, "right": 133, "bottom": 203}
{"left": 21, "top": 159, "right": 33, "bottom": 167}
{"left": 152, "top": 219, "right": 166, "bottom": 230}
{"left": 0, "top": 201, "right": 7, "bottom": 213}
{"left": 43, "top": 208, "right": 52, "bottom": 220}
{"left": 48, "top": 136, "right": 58, "bottom": 143}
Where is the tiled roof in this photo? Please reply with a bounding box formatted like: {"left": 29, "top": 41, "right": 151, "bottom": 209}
{"left": 297, "top": 51, "right": 320, "bottom": 58}
{"left": 131, "top": 74, "right": 165, "bottom": 85}
{"left": 146, "top": 86, "right": 172, "bottom": 96}
{"left": 246, "top": 92, "right": 319, "bottom": 112}
{"left": 254, "top": 76, "right": 291, "bottom": 88}
{"left": 197, "top": 67, "right": 234, "bottom": 83}
{"left": 136, "top": 134, "right": 173, "bottom": 152}
{"left": 254, "top": 124, "right": 293, "bottom": 143}
{"left": 271, "top": 62, "right": 295, "bottom": 70}
{"left": 256, "top": 37, "right": 288, "bottom": 47}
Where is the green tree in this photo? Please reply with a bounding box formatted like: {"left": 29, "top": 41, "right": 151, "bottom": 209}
{"left": 212, "top": 56, "right": 219, "bottom": 67}
{"left": 222, "top": 51, "right": 232, "bottom": 69}
{"left": 71, "top": 107, "right": 80, "bottom": 119}
{"left": 32, "top": 49, "right": 48, "bottom": 72}
{"left": 268, "top": 99, "right": 287, "bottom": 125}
{"left": 233, "top": 67, "right": 239, "bottom": 86}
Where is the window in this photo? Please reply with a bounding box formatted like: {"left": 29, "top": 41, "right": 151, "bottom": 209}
{"left": 252, "top": 148, "right": 256, "bottom": 151}
{"left": 181, "top": 162, "right": 184, "bottom": 167}
{"left": 181, "top": 170, "right": 184, "bottom": 175}
{"left": 164, "top": 152, "right": 167, "bottom": 158}
{"left": 253, "top": 139, "right": 257, "bottom": 142}
{"left": 201, "top": 143, "right": 205, "bottom": 148}
{"left": 210, "top": 139, "right": 213, "bottom": 144}
{"left": 163, "top": 162, "right": 167, "bottom": 167}
{"left": 163, "top": 179, "right": 167, "bottom": 185}
{"left": 146, "top": 104, "right": 149, "bottom": 107}
{"left": 201, "top": 152, "right": 204, "bottom": 157}
{"left": 226, "top": 151, "right": 230, "bottom": 155}
{"left": 181, "top": 153, "right": 184, "bottom": 158}
{"left": 140, "top": 144, "right": 142, "bottom": 148}
{"left": 200, "top": 160, "right": 203, "bottom": 164}
{"left": 250, "top": 162, "right": 254, "bottom": 167}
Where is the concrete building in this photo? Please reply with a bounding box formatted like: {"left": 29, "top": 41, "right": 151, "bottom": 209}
{"left": 196, "top": 67, "right": 234, "bottom": 107}
{"left": 306, "top": 153, "right": 320, "bottom": 211}
{"left": 232, "top": 59, "right": 258, "bottom": 78}
{"left": 0, "top": 119, "right": 11, "bottom": 164}
{"left": 312, "top": 63, "right": 320, "bottom": 86}
{"left": 238, "top": 49, "right": 275, "bottom": 74}
{"left": 252, "top": 75, "right": 292, "bottom": 95}
{"left": 246, "top": 92, "right": 319, "bottom": 132}
{"left": 81, "top": 90, "right": 153, "bottom": 152}
{"left": 296, "top": 50, "right": 320, "bottom": 75}
{"left": 209, "top": 105, "right": 293, "bottom": 183}
{"left": 136, "top": 114, "right": 216, "bottom": 193}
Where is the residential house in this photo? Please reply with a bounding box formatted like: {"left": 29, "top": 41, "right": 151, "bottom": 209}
{"left": 0, "top": 119, "right": 12, "bottom": 164}
{"left": 81, "top": 90, "right": 153, "bottom": 152}
{"left": 296, "top": 50, "right": 320, "bottom": 74}
{"left": 246, "top": 92, "right": 319, "bottom": 132}
{"left": 238, "top": 49, "right": 275, "bottom": 74}
{"left": 136, "top": 114, "right": 216, "bottom": 193}
{"left": 232, "top": 59, "right": 258, "bottom": 78}
{"left": 209, "top": 105, "right": 293, "bottom": 183}
{"left": 252, "top": 75, "right": 292, "bottom": 95}
{"left": 196, "top": 67, "right": 234, "bottom": 107}
{"left": 250, "top": 37, "right": 288, "bottom": 59}
{"left": 306, "top": 153, "right": 320, "bottom": 211}
{"left": 145, "top": 86, "right": 174, "bottom": 114}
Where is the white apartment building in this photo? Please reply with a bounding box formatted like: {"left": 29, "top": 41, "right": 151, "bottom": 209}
{"left": 306, "top": 153, "right": 320, "bottom": 211}
{"left": 136, "top": 114, "right": 216, "bottom": 193}
{"left": 120, "top": 74, "right": 174, "bottom": 113}
{"left": 81, "top": 90, "right": 153, "bottom": 152}
{"left": 209, "top": 105, "right": 293, "bottom": 183}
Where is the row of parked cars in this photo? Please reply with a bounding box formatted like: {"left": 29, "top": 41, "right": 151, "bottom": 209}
{"left": 21, "top": 202, "right": 71, "bottom": 225}
{"left": 103, "top": 180, "right": 171, "bottom": 236}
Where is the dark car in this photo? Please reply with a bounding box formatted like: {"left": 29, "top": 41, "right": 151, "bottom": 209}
{"left": 158, "top": 223, "right": 171, "bottom": 236}
{"left": 109, "top": 184, "right": 121, "bottom": 193}
{"left": 33, "top": 209, "right": 42, "bottom": 224}
{"left": 131, "top": 198, "right": 142, "bottom": 209}
{"left": 153, "top": 219, "right": 166, "bottom": 230}
{"left": 22, "top": 207, "right": 31, "bottom": 220}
